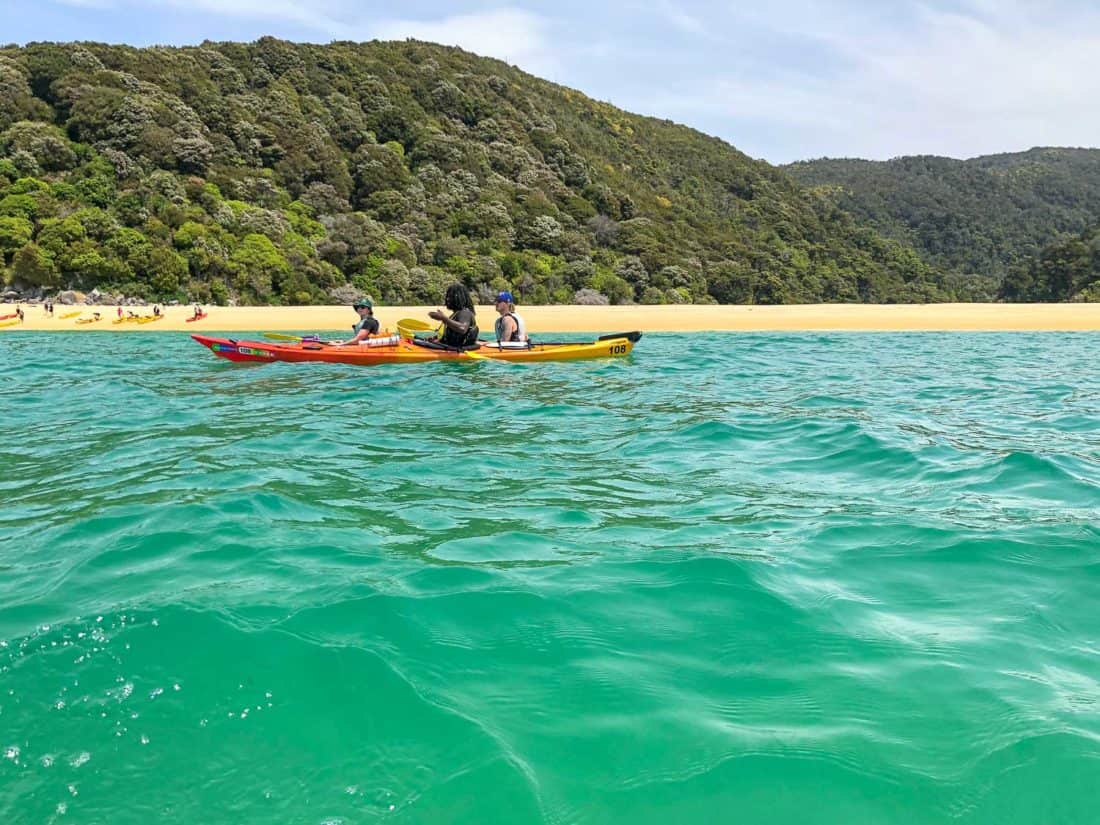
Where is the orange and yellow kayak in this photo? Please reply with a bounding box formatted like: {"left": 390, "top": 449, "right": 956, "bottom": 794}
{"left": 191, "top": 332, "right": 640, "bottom": 365}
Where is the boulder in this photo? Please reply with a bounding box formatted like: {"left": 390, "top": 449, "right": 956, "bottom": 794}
{"left": 328, "top": 285, "right": 362, "bottom": 305}
{"left": 58, "top": 290, "right": 87, "bottom": 305}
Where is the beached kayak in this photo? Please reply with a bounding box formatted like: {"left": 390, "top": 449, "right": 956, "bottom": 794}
{"left": 192, "top": 332, "right": 640, "bottom": 365}
{"left": 0, "top": 318, "right": 21, "bottom": 328}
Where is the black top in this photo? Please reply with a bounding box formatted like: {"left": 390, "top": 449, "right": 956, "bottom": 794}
{"left": 353, "top": 316, "right": 380, "bottom": 335}
{"left": 441, "top": 308, "right": 478, "bottom": 347}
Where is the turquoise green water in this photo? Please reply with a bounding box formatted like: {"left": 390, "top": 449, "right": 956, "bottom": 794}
{"left": 2, "top": 331, "right": 1099, "bottom": 823}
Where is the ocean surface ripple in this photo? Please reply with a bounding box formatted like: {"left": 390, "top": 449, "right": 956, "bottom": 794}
{"left": 2, "top": 331, "right": 1099, "bottom": 823}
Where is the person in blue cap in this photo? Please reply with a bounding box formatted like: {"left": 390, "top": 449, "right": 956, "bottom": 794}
{"left": 493, "top": 290, "right": 527, "bottom": 344}
{"left": 336, "top": 297, "right": 380, "bottom": 345}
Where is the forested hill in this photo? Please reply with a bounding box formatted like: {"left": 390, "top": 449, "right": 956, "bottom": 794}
{"left": 0, "top": 39, "right": 953, "bottom": 306}
{"left": 785, "top": 149, "right": 1100, "bottom": 298}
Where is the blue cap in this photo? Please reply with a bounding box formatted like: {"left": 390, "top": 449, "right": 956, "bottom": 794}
{"left": 495, "top": 291, "right": 514, "bottom": 303}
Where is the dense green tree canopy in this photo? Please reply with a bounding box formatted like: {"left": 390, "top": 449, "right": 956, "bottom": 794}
{"left": 785, "top": 149, "right": 1100, "bottom": 300}
{"left": 1, "top": 39, "right": 958, "bottom": 304}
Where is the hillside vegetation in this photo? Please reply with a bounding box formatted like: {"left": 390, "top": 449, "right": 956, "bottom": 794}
{"left": 0, "top": 38, "right": 953, "bottom": 305}
{"left": 785, "top": 149, "right": 1100, "bottom": 300}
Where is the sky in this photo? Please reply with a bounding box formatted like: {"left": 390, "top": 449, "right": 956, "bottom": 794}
{"left": 3, "top": 0, "right": 1099, "bottom": 163}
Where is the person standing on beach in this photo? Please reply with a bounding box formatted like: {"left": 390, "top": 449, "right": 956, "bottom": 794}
{"left": 16, "top": 306, "right": 24, "bottom": 323}
{"left": 117, "top": 305, "right": 123, "bottom": 319}
{"left": 493, "top": 291, "right": 527, "bottom": 344}
{"left": 336, "top": 298, "right": 380, "bottom": 345}
{"left": 428, "top": 284, "right": 479, "bottom": 348}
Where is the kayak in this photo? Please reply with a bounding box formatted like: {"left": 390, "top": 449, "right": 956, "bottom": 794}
{"left": 136, "top": 315, "right": 163, "bottom": 324}
{"left": 0, "top": 312, "right": 17, "bottom": 320}
{"left": 59, "top": 311, "right": 81, "bottom": 319}
{"left": 0, "top": 318, "right": 20, "bottom": 328}
{"left": 191, "top": 332, "right": 641, "bottom": 365}
{"left": 186, "top": 313, "right": 207, "bottom": 323}
{"left": 76, "top": 317, "right": 102, "bottom": 325}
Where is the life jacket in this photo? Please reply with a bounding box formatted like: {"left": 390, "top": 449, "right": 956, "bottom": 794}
{"left": 353, "top": 316, "right": 380, "bottom": 335}
{"left": 441, "top": 309, "right": 479, "bottom": 347}
{"left": 495, "top": 311, "right": 527, "bottom": 343}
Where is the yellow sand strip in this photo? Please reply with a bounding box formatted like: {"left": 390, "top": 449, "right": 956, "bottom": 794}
{"left": 3, "top": 303, "right": 1100, "bottom": 333}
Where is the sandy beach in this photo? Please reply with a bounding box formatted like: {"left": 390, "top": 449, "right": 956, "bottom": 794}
{"left": 4, "top": 303, "right": 1100, "bottom": 333}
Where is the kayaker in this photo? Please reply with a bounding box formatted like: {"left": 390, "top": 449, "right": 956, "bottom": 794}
{"left": 493, "top": 291, "right": 527, "bottom": 343}
{"left": 428, "top": 284, "right": 479, "bottom": 348}
{"left": 16, "top": 306, "right": 24, "bottom": 322}
{"left": 336, "top": 298, "right": 380, "bottom": 345}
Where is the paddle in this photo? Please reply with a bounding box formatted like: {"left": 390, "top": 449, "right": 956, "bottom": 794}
{"left": 397, "top": 317, "right": 445, "bottom": 341}
{"left": 263, "top": 332, "right": 322, "bottom": 343}
{"left": 397, "top": 317, "right": 434, "bottom": 331}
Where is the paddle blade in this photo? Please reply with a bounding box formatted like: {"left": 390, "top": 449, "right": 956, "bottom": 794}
{"left": 263, "top": 332, "right": 302, "bottom": 342}
{"left": 397, "top": 317, "right": 434, "bottom": 331}
{"left": 596, "top": 331, "right": 642, "bottom": 343}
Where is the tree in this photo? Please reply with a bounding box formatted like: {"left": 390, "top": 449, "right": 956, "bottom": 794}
{"left": 146, "top": 246, "right": 189, "bottom": 295}
{"left": 0, "top": 121, "right": 76, "bottom": 171}
{"left": 0, "top": 215, "right": 33, "bottom": 262}
{"left": 230, "top": 233, "right": 289, "bottom": 303}
{"left": 12, "top": 241, "right": 59, "bottom": 287}
{"left": 351, "top": 142, "right": 410, "bottom": 207}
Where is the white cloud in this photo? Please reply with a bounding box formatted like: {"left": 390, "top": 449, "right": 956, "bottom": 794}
{"left": 51, "top": 1, "right": 556, "bottom": 75}
{"left": 367, "top": 8, "right": 556, "bottom": 76}
{"left": 657, "top": 2, "right": 705, "bottom": 36}
{"left": 56, "top": 0, "right": 116, "bottom": 7}
{"left": 151, "top": 0, "right": 349, "bottom": 34}
{"left": 636, "top": 1, "right": 1100, "bottom": 160}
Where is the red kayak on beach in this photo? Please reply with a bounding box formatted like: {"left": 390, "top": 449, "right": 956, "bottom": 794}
{"left": 191, "top": 331, "right": 640, "bottom": 365}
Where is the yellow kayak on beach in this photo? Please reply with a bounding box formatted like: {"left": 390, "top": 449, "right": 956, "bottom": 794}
{"left": 0, "top": 319, "right": 21, "bottom": 328}
{"left": 59, "top": 310, "right": 81, "bottom": 319}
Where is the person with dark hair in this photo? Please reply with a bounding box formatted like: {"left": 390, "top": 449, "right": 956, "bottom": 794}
{"left": 428, "top": 284, "right": 479, "bottom": 348}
